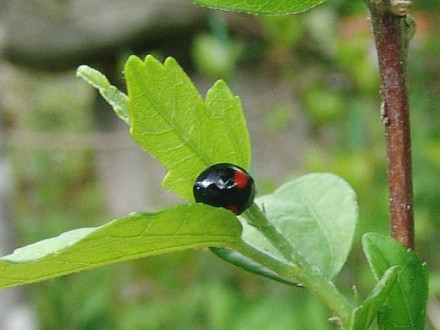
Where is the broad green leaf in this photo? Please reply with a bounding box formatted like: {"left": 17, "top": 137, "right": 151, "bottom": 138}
{"left": 350, "top": 265, "right": 400, "bottom": 330}
{"left": 76, "top": 65, "right": 129, "bottom": 123}
{"left": 0, "top": 204, "right": 242, "bottom": 289}
{"left": 189, "top": 0, "right": 326, "bottom": 15}
{"left": 362, "top": 233, "right": 428, "bottom": 329}
{"left": 220, "top": 173, "right": 358, "bottom": 280}
{"left": 125, "top": 55, "right": 250, "bottom": 201}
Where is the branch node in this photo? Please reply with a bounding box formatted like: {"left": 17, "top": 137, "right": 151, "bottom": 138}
{"left": 389, "top": 0, "right": 412, "bottom": 16}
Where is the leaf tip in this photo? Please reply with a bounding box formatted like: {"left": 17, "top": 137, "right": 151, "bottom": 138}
{"left": 76, "top": 65, "right": 88, "bottom": 77}
{"left": 144, "top": 54, "right": 164, "bottom": 66}
{"left": 212, "top": 79, "right": 227, "bottom": 89}
{"left": 125, "top": 55, "right": 145, "bottom": 69}
{"left": 164, "top": 56, "right": 178, "bottom": 66}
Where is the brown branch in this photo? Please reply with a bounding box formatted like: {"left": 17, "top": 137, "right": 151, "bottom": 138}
{"left": 367, "top": 1, "right": 414, "bottom": 248}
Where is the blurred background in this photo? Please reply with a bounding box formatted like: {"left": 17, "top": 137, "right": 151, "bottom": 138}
{"left": 0, "top": 0, "right": 439, "bottom": 328}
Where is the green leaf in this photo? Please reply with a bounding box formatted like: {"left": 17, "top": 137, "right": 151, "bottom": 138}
{"left": 211, "top": 247, "right": 299, "bottom": 286}
{"left": 221, "top": 173, "right": 358, "bottom": 280}
{"left": 76, "top": 65, "right": 129, "bottom": 123}
{"left": 362, "top": 233, "right": 428, "bottom": 329}
{"left": 350, "top": 265, "right": 400, "bottom": 330}
{"left": 252, "top": 173, "right": 357, "bottom": 279}
{"left": 189, "top": 0, "right": 326, "bottom": 15}
{"left": 0, "top": 204, "right": 242, "bottom": 289}
{"left": 125, "top": 55, "right": 250, "bottom": 201}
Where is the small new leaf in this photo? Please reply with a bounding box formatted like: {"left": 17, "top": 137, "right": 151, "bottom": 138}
{"left": 76, "top": 65, "right": 129, "bottom": 123}
{"left": 362, "top": 233, "right": 428, "bottom": 329}
{"left": 351, "top": 265, "right": 400, "bottom": 329}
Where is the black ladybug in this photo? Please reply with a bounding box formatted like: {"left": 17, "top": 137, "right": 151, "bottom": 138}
{"left": 193, "top": 163, "right": 255, "bottom": 215}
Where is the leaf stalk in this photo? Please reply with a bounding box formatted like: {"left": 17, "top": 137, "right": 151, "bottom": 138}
{"left": 243, "top": 204, "right": 353, "bottom": 325}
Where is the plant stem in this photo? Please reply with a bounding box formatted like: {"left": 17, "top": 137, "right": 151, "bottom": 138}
{"left": 244, "top": 204, "right": 298, "bottom": 263}
{"left": 242, "top": 204, "right": 353, "bottom": 325}
{"left": 366, "top": 1, "right": 415, "bottom": 248}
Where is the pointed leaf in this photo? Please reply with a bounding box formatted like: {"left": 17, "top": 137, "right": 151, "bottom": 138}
{"left": 351, "top": 265, "right": 400, "bottom": 329}
{"left": 0, "top": 204, "right": 242, "bottom": 289}
{"left": 125, "top": 55, "right": 250, "bottom": 201}
{"left": 362, "top": 233, "right": 428, "bottom": 329}
{"left": 189, "top": 0, "right": 326, "bottom": 15}
{"left": 76, "top": 65, "right": 129, "bottom": 123}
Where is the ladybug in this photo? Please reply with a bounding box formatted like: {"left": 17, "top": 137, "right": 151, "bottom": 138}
{"left": 193, "top": 163, "right": 255, "bottom": 215}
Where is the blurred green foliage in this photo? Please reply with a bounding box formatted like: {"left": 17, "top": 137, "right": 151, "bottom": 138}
{"left": 5, "top": 1, "right": 440, "bottom": 328}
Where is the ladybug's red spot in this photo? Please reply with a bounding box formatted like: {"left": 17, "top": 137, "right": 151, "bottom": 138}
{"left": 233, "top": 170, "right": 249, "bottom": 189}
{"left": 228, "top": 205, "right": 239, "bottom": 214}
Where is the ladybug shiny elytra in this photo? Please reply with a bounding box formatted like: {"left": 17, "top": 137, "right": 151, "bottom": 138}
{"left": 193, "top": 163, "right": 255, "bottom": 215}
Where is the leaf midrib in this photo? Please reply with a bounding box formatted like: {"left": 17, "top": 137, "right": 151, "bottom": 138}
{"left": 130, "top": 62, "right": 212, "bottom": 169}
